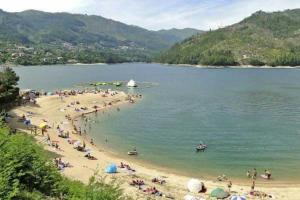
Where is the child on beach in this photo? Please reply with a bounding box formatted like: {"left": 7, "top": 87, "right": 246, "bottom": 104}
{"left": 251, "top": 180, "right": 255, "bottom": 191}
{"left": 227, "top": 181, "right": 232, "bottom": 192}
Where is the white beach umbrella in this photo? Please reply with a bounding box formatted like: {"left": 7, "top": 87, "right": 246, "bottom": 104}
{"left": 187, "top": 179, "right": 203, "bottom": 193}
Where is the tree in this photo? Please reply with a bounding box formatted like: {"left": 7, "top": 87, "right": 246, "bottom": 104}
{"left": 0, "top": 67, "right": 20, "bottom": 109}
{"left": 0, "top": 67, "right": 19, "bottom": 90}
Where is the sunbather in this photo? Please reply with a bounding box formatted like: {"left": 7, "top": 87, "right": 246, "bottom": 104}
{"left": 152, "top": 178, "right": 166, "bottom": 185}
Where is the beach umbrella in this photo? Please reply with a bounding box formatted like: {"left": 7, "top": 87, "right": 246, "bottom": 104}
{"left": 231, "top": 196, "right": 246, "bottom": 200}
{"left": 187, "top": 179, "right": 203, "bottom": 193}
{"left": 210, "top": 188, "right": 229, "bottom": 199}
{"left": 39, "top": 122, "right": 47, "bottom": 129}
{"left": 105, "top": 164, "right": 117, "bottom": 173}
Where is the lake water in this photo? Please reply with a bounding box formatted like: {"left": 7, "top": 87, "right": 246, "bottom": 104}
{"left": 13, "top": 63, "right": 300, "bottom": 183}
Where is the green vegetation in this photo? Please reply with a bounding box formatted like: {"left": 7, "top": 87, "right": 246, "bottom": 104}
{"left": 0, "top": 68, "right": 131, "bottom": 199}
{"left": 159, "top": 9, "right": 300, "bottom": 66}
{"left": 0, "top": 67, "right": 20, "bottom": 109}
{"left": 0, "top": 123, "right": 131, "bottom": 200}
{"left": 0, "top": 9, "right": 201, "bottom": 65}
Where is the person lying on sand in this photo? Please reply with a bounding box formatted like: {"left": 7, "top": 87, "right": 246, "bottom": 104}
{"left": 250, "top": 190, "right": 274, "bottom": 199}
{"left": 58, "top": 131, "right": 69, "bottom": 139}
{"left": 84, "top": 153, "right": 97, "bottom": 160}
{"left": 143, "top": 187, "right": 162, "bottom": 196}
{"left": 152, "top": 178, "right": 166, "bottom": 185}
{"left": 130, "top": 179, "right": 145, "bottom": 186}
{"left": 76, "top": 145, "right": 85, "bottom": 152}
{"left": 119, "top": 162, "right": 136, "bottom": 172}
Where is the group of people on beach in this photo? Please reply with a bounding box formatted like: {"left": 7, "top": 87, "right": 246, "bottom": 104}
{"left": 246, "top": 168, "right": 271, "bottom": 180}
{"left": 119, "top": 162, "right": 136, "bottom": 172}
{"left": 53, "top": 157, "right": 70, "bottom": 170}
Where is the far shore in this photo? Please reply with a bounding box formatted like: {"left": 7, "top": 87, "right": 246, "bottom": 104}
{"left": 5, "top": 61, "right": 300, "bottom": 69}
{"left": 8, "top": 89, "right": 300, "bottom": 200}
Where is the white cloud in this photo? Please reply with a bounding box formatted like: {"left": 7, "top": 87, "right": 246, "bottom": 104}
{"left": 0, "top": 0, "right": 91, "bottom": 13}
{"left": 0, "top": 0, "right": 300, "bottom": 30}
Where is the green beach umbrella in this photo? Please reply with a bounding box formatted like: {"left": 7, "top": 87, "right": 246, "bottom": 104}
{"left": 210, "top": 188, "right": 230, "bottom": 199}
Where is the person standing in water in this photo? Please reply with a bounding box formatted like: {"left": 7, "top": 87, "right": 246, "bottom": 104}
{"left": 252, "top": 168, "right": 257, "bottom": 180}
{"left": 265, "top": 169, "right": 272, "bottom": 179}
{"left": 246, "top": 170, "right": 251, "bottom": 178}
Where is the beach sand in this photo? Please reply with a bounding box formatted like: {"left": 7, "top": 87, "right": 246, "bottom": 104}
{"left": 8, "top": 91, "right": 300, "bottom": 200}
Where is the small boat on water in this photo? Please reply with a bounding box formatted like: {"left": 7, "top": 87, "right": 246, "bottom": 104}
{"left": 127, "top": 79, "right": 137, "bottom": 87}
{"left": 128, "top": 151, "right": 138, "bottom": 155}
{"left": 196, "top": 143, "right": 207, "bottom": 152}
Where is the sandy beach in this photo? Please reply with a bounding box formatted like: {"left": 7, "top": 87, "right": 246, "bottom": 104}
{"left": 8, "top": 90, "right": 300, "bottom": 200}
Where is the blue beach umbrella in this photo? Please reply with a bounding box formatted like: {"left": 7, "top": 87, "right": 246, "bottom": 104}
{"left": 105, "top": 164, "right": 117, "bottom": 173}
{"left": 231, "top": 196, "right": 246, "bottom": 200}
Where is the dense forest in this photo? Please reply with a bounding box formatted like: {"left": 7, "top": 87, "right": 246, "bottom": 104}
{"left": 158, "top": 9, "right": 300, "bottom": 66}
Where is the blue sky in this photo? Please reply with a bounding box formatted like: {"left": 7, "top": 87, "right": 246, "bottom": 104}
{"left": 1, "top": 0, "right": 300, "bottom": 30}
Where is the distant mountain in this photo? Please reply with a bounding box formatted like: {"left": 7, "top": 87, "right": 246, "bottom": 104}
{"left": 159, "top": 9, "right": 300, "bottom": 66}
{"left": 0, "top": 9, "right": 202, "bottom": 65}
{"left": 157, "top": 28, "right": 204, "bottom": 43}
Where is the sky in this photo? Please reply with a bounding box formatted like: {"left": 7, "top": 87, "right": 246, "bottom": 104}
{"left": 1, "top": 0, "right": 300, "bottom": 30}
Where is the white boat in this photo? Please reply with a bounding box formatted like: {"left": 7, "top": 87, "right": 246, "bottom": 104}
{"left": 128, "top": 150, "right": 138, "bottom": 155}
{"left": 127, "top": 79, "right": 137, "bottom": 87}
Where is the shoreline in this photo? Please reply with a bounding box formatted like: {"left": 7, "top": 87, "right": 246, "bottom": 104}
{"left": 8, "top": 61, "right": 300, "bottom": 69}
{"left": 159, "top": 63, "right": 300, "bottom": 69}
{"left": 8, "top": 91, "right": 300, "bottom": 199}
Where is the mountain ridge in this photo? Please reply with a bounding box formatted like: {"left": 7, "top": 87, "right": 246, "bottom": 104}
{"left": 0, "top": 9, "right": 202, "bottom": 65}
{"left": 159, "top": 9, "right": 300, "bottom": 66}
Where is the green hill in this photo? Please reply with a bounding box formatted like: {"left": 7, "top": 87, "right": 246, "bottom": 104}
{"left": 0, "top": 9, "right": 201, "bottom": 65}
{"left": 159, "top": 9, "right": 300, "bottom": 66}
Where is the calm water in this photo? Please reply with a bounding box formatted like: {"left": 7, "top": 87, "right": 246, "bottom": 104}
{"left": 13, "top": 63, "right": 300, "bottom": 183}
